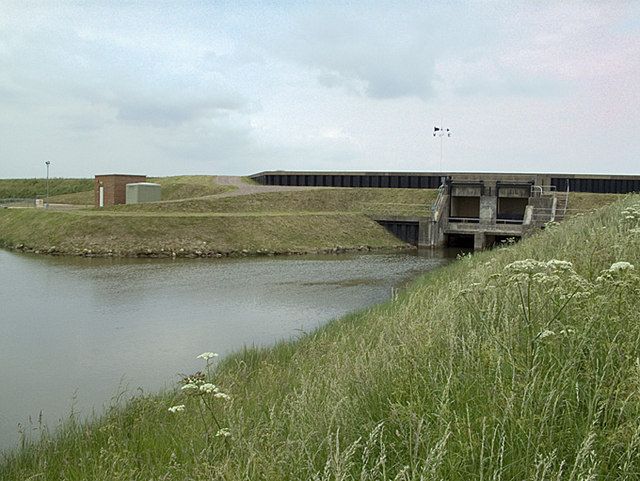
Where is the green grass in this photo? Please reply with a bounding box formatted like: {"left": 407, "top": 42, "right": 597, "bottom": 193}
{"left": 2, "top": 196, "right": 640, "bottom": 479}
{"left": 115, "top": 187, "right": 438, "bottom": 217}
{"left": 0, "top": 176, "right": 236, "bottom": 205}
{"left": 148, "top": 175, "right": 236, "bottom": 201}
{"left": 0, "top": 209, "right": 404, "bottom": 255}
{"left": 0, "top": 178, "right": 93, "bottom": 199}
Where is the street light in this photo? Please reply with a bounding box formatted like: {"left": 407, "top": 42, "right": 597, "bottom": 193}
{"left": 45, "top": 161, "right": 51, "bottom": 208}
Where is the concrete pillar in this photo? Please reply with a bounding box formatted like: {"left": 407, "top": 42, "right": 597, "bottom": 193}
{"left": 474, "top": 233, "right": 486, "bottom": 250}
{"left": 479, "top": 196, "right": 497, "bottom": 224}
{"left": 418, "top": 220, "right": 430, "bottom": 247}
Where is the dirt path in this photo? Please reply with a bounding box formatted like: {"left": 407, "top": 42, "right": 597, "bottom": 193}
{"left": 212, "top": 176, "right": 326, "bottom": 198}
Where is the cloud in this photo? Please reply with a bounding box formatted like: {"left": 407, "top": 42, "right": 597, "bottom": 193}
{"left": 114, "top": 93, "right": 249, "bottom": 128}
{"left": 274, "top": 8, "right": 438, "bottom": 100}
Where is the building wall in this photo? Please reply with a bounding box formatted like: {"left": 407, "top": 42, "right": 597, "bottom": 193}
{"left": 94, "top": 175, "right": 147, "bottom": 207}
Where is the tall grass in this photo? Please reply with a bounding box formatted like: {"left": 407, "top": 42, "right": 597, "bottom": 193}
{"left": 2, "top": 196, "right": 640, "bottom": 480}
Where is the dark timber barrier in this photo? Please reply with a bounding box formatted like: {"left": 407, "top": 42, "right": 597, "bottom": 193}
{"left": 376, "top": 220, "right": 420, "bottom": 245}
{"left": 250, "top": 171, "right": 640, "bottom": 194}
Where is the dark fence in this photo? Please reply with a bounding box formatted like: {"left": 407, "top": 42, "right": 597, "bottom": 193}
{"left": 251, "top": 172, "right": 640, "bottom": 194}
{"left": 253, "top": 173, "right": 443, "bottom": 189}
{"left": 551, "top": 177, "right": 640, "bottom": 194}
{"left": 376, "top": 220, "right": 419, "bottom": 245}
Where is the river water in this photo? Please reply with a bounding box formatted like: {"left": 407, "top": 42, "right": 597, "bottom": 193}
{"left": 0, "top": 248, "right": 455, "bottom": 452}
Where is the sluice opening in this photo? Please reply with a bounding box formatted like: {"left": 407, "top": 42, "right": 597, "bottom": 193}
{"left": 449, "top": 196, "right": 480, "bottom": 223}
{"left": 446, "top": 233, "right": 475, "bottom": 248}
{"left": 497, "top": 197, "right": 527, "bottom": 224}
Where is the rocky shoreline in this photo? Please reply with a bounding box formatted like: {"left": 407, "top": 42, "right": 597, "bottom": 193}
{"left": 4, "top": 242, "right": 415, "bottom": 259}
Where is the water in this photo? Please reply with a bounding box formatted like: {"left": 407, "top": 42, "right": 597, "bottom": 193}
{"left": 0, "top": 249, "right": 455, "bottom": 452}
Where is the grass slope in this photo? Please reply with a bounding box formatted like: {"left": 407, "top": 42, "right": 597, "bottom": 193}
{"left": 0, "top": 176, "right": 236, "bottom": 205}
{"left": 0, "top": 178, "right": 93, "bottom": 199}
{"left": 0, "top": 209, "right": 404, "bottom": 255}
{"left": 115, "top": 188, "right": 438, "bottom": 217}
{"left": 2, "top": 196, "right": 640, "bottom": 480}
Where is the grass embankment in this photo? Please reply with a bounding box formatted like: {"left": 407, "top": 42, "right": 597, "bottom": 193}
{"left": 115, "top": 188, "right": 437, "bottom": 217}
{"left": 0, "top": 178, "right": 93, "bottom": 200}
{"left": 0, "top": 176, "right": 236, "bottom": 205}
{"left": 0, "top": 209, "right": 404, "bottom": 256}
{"left": 2, "top": 196, "right": 640, "bottom": 480}
{"left": 0, "top": 188, "right": 435, "bottom": 256}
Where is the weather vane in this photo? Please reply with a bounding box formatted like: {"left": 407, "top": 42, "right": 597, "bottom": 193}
{"left": 433, "top": 124, "right": 452, "bottom": 172}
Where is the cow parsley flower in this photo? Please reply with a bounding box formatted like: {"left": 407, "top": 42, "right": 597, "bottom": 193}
{"left": 216, "top": 428, "right": 231, "bottom": 437}
{"left": 609, "top": 261, "right": 634, "bottom": 272}
{"left": 168, "top": 404, "right": 185, "bottom": 413}
{"left": 181, "top": 383, "right": 198, "bottom": 391}
{"left": 197, "top": 352, "right": 218, "bottom": 361}
{"left": 199, "top": 383, "right": 217, "bottom": 394}
{"left": 214, "top": 392, "right": 231, "bottom": 401}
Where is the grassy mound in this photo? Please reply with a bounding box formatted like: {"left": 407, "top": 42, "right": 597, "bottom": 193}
{"left": 0, "top": 209, "right": 404, "bottom": 256}
{"left": 115, "top": 187, "right": 438, "bottom": 217}
{"left": 0, "top": 178, "right": 93, "bottom": 199}
{"left": 2, "top": 196, "right": 640, "bottom": 479}
{"left": 0, "top": 176, "right": 236, "bottom": 205}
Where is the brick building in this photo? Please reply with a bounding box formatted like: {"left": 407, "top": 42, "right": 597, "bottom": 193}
{"left": 94, "top": 174, "right": 147, "bottom": 207}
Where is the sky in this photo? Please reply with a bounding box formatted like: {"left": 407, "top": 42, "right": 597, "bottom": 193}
{"left": 1, "top": 1, "right": 639, "bottom": 178}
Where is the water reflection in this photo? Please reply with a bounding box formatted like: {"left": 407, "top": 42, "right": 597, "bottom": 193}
{"left": 0, "top": 248, "right": 456, "bottom": 452}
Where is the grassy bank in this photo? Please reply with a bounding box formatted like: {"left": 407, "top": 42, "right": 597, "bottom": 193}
{"left": 0, "top": 209, "right": 404, "bottom": 256}
{"left": 0, "top": 176, "right": 236, "bottom": 205}
{"left": 115, "top": 187, "right": 438, "bottom": 216}
{"left": 0, "top": 178, "right": 93, "bottom": 199}
{"left": 2, "top": 195, "right": 640, "bottom": 479}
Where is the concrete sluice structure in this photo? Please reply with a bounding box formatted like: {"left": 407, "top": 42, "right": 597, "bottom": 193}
{"left": 250, "top": 170, "right": 639, "bottom": 250}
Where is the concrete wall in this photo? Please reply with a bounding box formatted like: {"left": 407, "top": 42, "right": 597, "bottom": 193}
{"left": 94, "top": 174, "right": 146, "bottom": 207}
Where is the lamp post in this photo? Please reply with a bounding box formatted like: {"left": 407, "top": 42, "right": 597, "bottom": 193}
{"left": 45, "top": 161, "right": 50, "bottom": 208}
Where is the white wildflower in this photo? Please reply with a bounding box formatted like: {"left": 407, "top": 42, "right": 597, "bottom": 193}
{"left": 181, "top": 383, "right": 198, "bottom": 391}
{"left": 609, "top": 261, "right": 634, "bottom": 272}
{"left": 546, "top": 260, "right": 574, "bottom": 271}
{"left": 215, "top": 428, "right": 231, "bottom": 438}
{"left": 538, "top": 329, "right": 555, "bottom": 340}
{"left": 214, "top": 392, "right": 231, "bottom": 401}
{"left": 199, "top": 383, "right": 217, "bottom": 394}
{"left": 168, "top": 404, "right": 185, "bottom": 413}
{"left": 504, "top": 259, "right": 546, "bottom": 275}
{"left": 559, "top": 328, "right": 575, "bottom": 335}
{"left": 196, "top": 352, "right": 218, "bottom": 361}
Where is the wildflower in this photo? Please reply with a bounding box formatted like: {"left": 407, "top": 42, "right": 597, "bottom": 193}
{"left": 215, "top": 428, "right": 231, "bottom": 438}
{"left": 546, "top": 259, "right": 574, "bottom": 272}
{"left": 537, "top": 329, "right": 555, "bottom": 340}
{"left": 199, "top": 383, "right": 217, "bottom": 394}
{"left": 559, "top": 328, "right": 575, "bottom": 335}
{"left": 609, "top": 261, "right": 634, "bottom": 272}
{"left": 168, "top": 405, "right": 185, "bottom": 413}
{"left": 504, "top": 259, "right": 547, "bottom": 275}
{"left": 214, "top": 392, "right": 231, "bottom": 401}
{"left": 181, "top": 383, "right": 198, "bottom": 392}
{"left": 197, "top": 352, "right": 218, "bottom": 361}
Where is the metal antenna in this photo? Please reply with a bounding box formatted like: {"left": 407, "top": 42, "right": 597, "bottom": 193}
{"left": 433, "top": 123, "right": 452, "bottom": 172}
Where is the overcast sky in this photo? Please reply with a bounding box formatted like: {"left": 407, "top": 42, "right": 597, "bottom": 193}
{"left": 1, "top": 1, "right": 639, "bottom": 178}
